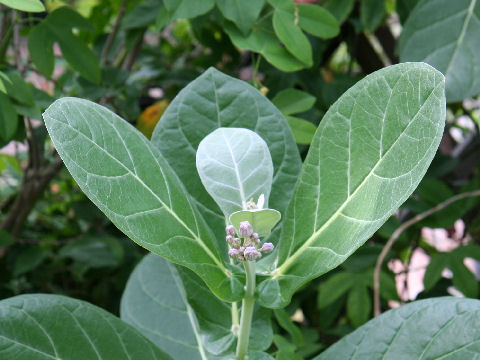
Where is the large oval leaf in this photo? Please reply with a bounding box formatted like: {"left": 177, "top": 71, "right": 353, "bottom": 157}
{"left": 398, "top": 0, "right": 480, "bottom": 102}
{"left": 0, "top": 294, "right": 170, "bottom": 360}
{"left": 43, "top": 98, "right": 243, "bottom": 302}
{"left": 316, "top": 297, "right": 480, "bottom": 359}
{"left": 121, "top": 254, "right": 273, "bottom": 358}
{"left": 258, "top": 63, "right": 446, "bottom": 308}
{"left": 151, "top": 68, "right": 301, "bottom": 237}
{"left": 196, "top": 127, "right": 274, "bottom": 218}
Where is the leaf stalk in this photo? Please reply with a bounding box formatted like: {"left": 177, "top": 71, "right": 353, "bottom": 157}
{"left": 236, "top": 260, "right": 256, "bottom": 359}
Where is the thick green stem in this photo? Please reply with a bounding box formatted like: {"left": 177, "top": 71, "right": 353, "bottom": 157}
{"left": 236, "top": 260, "right": 256, "bottom": 360}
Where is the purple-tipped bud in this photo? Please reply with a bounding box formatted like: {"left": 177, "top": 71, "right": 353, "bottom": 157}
{"left": 251, "top": 233, "right": 259, "bottom": 241}
{"left": 226, "top": 235, "right": 233, "bottom": 245}
{"left": 260, "top": 242, "right": 274, "bottom": 253}
{"left": 244, "top": 246, "right": 262, "bottom": 261}
{"left": 232, "top": 237, "right": 241, "bottom": 248}
{"left": 228, "top": 248, "right": 239, "bottom": 258}
{"left": 237, "top": 255, "right": 245, "bottom": 262}
{"left": 239, "top": 221, "right": 254, "bottom": 238}
{"left": 244, "top": 239, "right": 252, "bottom": 247}
{"left": 225, "top": 225, "right": 236, "bottom": 236}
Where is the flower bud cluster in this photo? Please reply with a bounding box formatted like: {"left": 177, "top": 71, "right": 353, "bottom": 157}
{"left": 225, "top": 221, "right": 274, "bottom": 262}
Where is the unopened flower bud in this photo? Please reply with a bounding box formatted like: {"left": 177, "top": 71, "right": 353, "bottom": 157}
{"left": 244, "top": 239, "right": 252, "bottom": 247}
{"left": 226, "top": 235, "right": 233, "bottom": 245}
{"left": 237, "top": 255, "right": 245, "bottom": 262}
{"left": 251, "top": 233, "right": 259, "bottom": 245}
{"left": 228, "top": 248, "right": 239, "bottom": 258}
{"left": 260, "top": 242, "right": 274, "bottom": 253}
{"left": 232, "top": 237, "right": 241, "bottom": 248}
{"left": 225, "top": 225, "right": 236, "bottom": 236}
{"left": 251, "top": 233, "right": 259, "bottom": 241}
{"left": 239, "top": 221, "right": 253, "bottom": 238}
{"left": 244, "top": 246, "right": 262, "bottom": 261}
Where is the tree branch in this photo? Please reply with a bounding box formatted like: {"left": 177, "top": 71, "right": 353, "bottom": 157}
{"left": 100, "top": 0, "right": 129, "bottom": 65}
{"left": 373, "top": 189, "right": 480, "bottom": 317}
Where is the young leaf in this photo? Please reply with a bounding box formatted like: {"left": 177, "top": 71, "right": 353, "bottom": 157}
{"left": 196, "top": 127, "right": 274, "bottom": 218}
{"left": 0, "top": 0, "right": 44, "bottom": 12}
{"left": 0, "top": 294, "right": 171, "bottom": 359}
{"left": 315, "top": 297, "right": 480, "bottom": 359}
{"left": 216, "top": 0, "right": 266, "bottom": 34}
{"left": 229, "top": 209, "right": 281, "bottom": 237}
{"left": 43, "top": 97, "right": 243, "bottom": 302}
{"left": 258, "top": 63, "right": 446, "bottom": 308}
{"left": 151, "top": 68, "right": 301, "bottom": 237}
{"left": 121, "top": 254, "right": 273, "bottom": 358}
{"left": 398, "top": 0, "right": 480, "bottom": 102}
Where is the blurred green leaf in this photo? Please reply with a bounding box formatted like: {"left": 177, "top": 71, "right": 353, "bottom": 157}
{"left": 297, "top": 4, "right": 339, "bottom": 38}
{"left": 216, "top": 0, "right": 265, "bottom": 34}
{"left": 0, "top": 230, "right": 13, "bottom": 247}
{"left": 163, "top": 0, "right": 215, "bottom": 21}
{"left": 324, "top": 0, "right": 356, "bottom": 24}
{"left": 318, "top": 272, "right": 355, "bottom": 308}
{"left": 3, "top": 72, "right": 34, "bottom": 106}
{"left": 274, "top": 308, "right": 304, "bottom": 346}
{"left": 272, "top": 88, "right": 316, "bottom": 115}
{"left": 0, "top": 0, "right": 45, "bottom": 12}
{"left": 28, "top": 24, "right": 55, "bottom": 78}
{"left": 13, "top": 246, "right": 48, "bottom": 276}
{"left": 0, "top": 92, "right": 18, "bottom": 142}
{"left": 286, "top": 116, "right": 317, "bottom": 145}
{"left": 360, "top": 0, "right": 386, "bottom": 32}
{"left": 346, "top": 284, "right": 371, "bottom": 327}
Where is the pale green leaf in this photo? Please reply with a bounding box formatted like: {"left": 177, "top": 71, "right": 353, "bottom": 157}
{"left": 316, "top": 297, "right": 480, "bottom": 359}
{"left": 398, "top": 0, "right": 480, "bottom": 102}
{"left": 0, "top": 0, "right": 45, "bottom": 12}
{"left": 0, "top": 294, "right": 171, "bottom": 360}
{"left": 258, "top": 63, "right": 446, "bottom": 308}
{"left": 224, "top": 20, "right": 306, "bottom": 72}
{"left": 121, "top": 254, "right": 273, "bottom": 358}
{"left": 229, "top": 209, "right": 281, "bottom": 238}
{"left": 216, "top": 0, "right": 265, "bottom": 34}
{"left": 151, "top": 68, "right": 301, "bottom": 240}
{"left": 3, "top": 71, "right": 34, "bottom": 106}
{"left": 297, "top": 4, "right": 339, "bottom": 38}
{"left": 286, "top": 116, "right": 317, "bottom": 145}
{"left": 272, "top": 88, "right": 316, "bottom": 115}
{"left": 196, "top": 127, "right": 274, "bottom": 219}
{"left": 43, "top": 97, "right": 244, "bottom": 302}
{"left": 0, "top": 92, "right": 18, "bottom": 142}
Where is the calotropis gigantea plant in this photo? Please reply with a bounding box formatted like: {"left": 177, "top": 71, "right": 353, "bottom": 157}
{"left": 3, "top": 63, "right": 480, "bottom": 360}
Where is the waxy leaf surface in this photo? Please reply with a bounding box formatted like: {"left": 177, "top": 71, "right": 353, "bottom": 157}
{"left": 121, "top": 254, "right": 273, "bottom": 359}
{"left": 0, "top": 294, "right": 170, "bottom": 360}
{"left": 151, "top": 68, "right": 301, "bottom": 237}
{"left": 316, "top": 297, "right": 480, "bottom": 359}
{"left": 44, "top": 98, "right": 243, "bottom": 302}
{"left": 258, "top": 63, "right": 446, "bottom": 308}
{"left": 398, "top": 0, "right": 480, "bottom": 102}
{"left": 196, "top": 127, "right": 274, "bottom": 219}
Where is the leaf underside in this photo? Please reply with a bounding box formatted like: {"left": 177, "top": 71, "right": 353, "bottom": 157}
{"left": 316, "top": 297, "right": 480, "bottom": 359}
{"left": 258, "top": 62, "right": 446, "bottom": 308}
{"left": 43, "top": 98, "right": 244, "bottom": 302}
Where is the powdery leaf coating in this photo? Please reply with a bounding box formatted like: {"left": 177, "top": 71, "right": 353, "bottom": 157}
{"left": 258, "top": 63, "right": 446, "bottom": 308}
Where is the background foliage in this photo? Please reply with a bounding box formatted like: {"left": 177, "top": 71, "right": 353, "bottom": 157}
{"left": 1, "top": 0, "right": 480, "bottom": 358}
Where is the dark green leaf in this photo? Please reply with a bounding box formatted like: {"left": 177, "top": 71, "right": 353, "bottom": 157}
{"left": 286, "top": 116, "right": 317, "bottom": 145}
{"left": 216, "top": 0, "right": 265, "bottom": 34}
{"left": 360, "top": 0, "right": 386, "bottom": 32}
{"left": 13, "top": 247, "right": 48, "bottom": 276}
{"left": 0, "top": 92, "right": 18, "bottom": 142}
{"left": 272, "top": 88, "right": 316, "bottom": 115}
{"left": 28, "top": 24, "right": 55, "bottom": 78}
{"left": 0, "top": 230, "right": 13, "bottom": 247}
{"left": 318, "top": 272, "right": 355, "bottom": 308}
{"left": 122, "top": 0, "right": 163, "bottom": 29}
{"left": 163, "top": 0, "right": 215, "bottom": 21}
{"left": 274, "top": 309, "right": 303, "bottom": 346}
{"left": 0, "top": 294, "right": 171, "bottom": 359}
{"left": 297, "top": 4, "right": 339, "bottom": 38}
{"left": 3, "top": 71, "right": 34, "bottom": 106}
{"left": 346, "top": 284, "right": 371, "bottom": 327}
{"left": 324, "top": 0, "right": 356, "bottom": 24}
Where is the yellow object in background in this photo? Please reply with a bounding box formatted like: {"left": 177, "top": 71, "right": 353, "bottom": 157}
{"left": 136, "top": 99, "right": 169, "bottom": 139}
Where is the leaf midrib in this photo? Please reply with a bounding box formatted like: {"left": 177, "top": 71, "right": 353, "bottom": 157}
{"left": 272, "top": 78, "right": 443, "bottom": 278}
{"left": 47, "top": 103, "right": 227, "bottom": 275}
